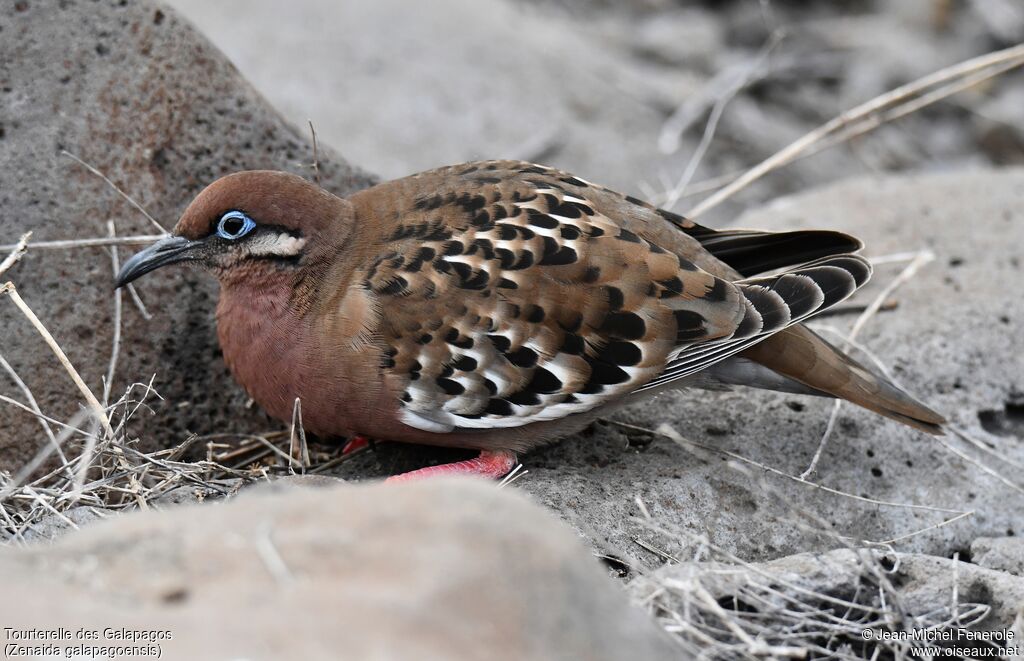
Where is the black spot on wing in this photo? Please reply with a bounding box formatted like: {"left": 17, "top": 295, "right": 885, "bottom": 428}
{"left": 487, "top": 334, "right": 511, "bottom": 353}
{"left": 454, "top": 192, "right": 487, "bottom": 214}
{"left": 605, "top": 286, "right": 624, "bottom": 310}
{"left": 539, "top": 243, "right": 577, "bottom": 266}
{"left": 445, "top": 328, "right": 474, "bottom": 349}
{"left": 673, "top": 310, "right": 707, "bottom": 343}
{"left": 527, "top": 211, "right": 559, "bottom": 229}
{"left": 436, "top": 377, "right": 465, "bottom": 396}
{"left": 656, "top": 207, "right": 689, "bottom": 226}
{"left": 600, "top": 312, "right": 647, "bottom": 341}
{"left": 485, "top": 398, "right": 513, "bottom": 416}
{"left": 560, "top": 225, "right": 582, "bottom": 240}
{"left": 506, "top": 346, "right": 539, "bottom": 368}
{"left": 507, "top": 390, "right": 541, "bottom": 406}
{"left": 704, "top": 277, "right": 729, "bottom": 302}
{"left": 527, "top": 367, "right": 562, "bottom": 394}
{"left": 598, "top": 341, "right": 642, "bottom": 366}
{"left": 587, "top": 361, "right": 631, "bottom": 386}
{"left": 560, "top": 333, "right": 585, "bottom": 354}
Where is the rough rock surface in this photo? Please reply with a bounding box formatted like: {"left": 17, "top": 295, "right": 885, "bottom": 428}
{"left": 0, "top": 478, "right": 685, "bottom": 661}
{"left": 0, "top": 0, "right": 375, "bottom": 469}
{"left": 972, "top": 536, "right": 1024, "bottom": 577}
{"left": 163, "top": 0, "right": 685, "bottom": 193}
{"left": 329, "top": 169, "right": 1024, "bottom": 570}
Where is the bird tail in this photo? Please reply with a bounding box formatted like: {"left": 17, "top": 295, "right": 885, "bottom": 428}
{"left": 739, "top": 325, "right": 946, "bottom": 435}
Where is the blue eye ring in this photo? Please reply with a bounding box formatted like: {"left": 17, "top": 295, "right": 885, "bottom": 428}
{"left": 217, "top": 210, "right": 256, "bottom": 240}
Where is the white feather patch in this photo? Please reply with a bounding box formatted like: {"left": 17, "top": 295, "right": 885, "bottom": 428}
{"left": 246, "top": 233, "right": 307, "bottom": 257}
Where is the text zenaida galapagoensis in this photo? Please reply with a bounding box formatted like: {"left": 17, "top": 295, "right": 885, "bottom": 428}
{"left": 116, "top": 161, "right": 945, "bottom": 480}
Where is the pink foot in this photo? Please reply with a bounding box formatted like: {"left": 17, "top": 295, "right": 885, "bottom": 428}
{"left": 341, "top": 435, "right": 371, "bottom": 455}
{"left": 385, "top": 449, "right": 518, "bottom": 482}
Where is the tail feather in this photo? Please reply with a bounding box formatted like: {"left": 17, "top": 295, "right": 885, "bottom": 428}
{"left": 684, "top": 227, "right": 864, "bottom": 277}
{"left": 740, "top": 325, "right": 946, "bottom": 435}
{"left": 671, "top": 219, "right": 944, "bottom": 434}
{"left": 645, "top": 254, "right": 873, "bottom": 390}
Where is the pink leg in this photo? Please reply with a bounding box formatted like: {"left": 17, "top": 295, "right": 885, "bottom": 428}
{"left": 341, "top": 435, "right": 371, "bottom": 455}
{"left": 385, "top": 449, "right": 518, "bottom": 482}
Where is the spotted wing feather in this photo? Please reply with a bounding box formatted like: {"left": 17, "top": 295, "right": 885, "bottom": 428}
{"left": 359, "top": 162, "right": 750, "bottom": 433}
{"left": 356, "top": 161, "right": 870, "bottom": 433}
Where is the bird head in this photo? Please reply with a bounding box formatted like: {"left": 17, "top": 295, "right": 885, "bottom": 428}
{"left": 115, "top": 170, "right": 354, "bottom": 289}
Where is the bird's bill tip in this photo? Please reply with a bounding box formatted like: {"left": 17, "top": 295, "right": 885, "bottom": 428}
{"left": 114, "top": 235, "right": 198, "bottom": 289}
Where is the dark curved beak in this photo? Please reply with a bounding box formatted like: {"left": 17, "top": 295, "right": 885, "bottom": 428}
{"left": 114, "top": 235, "right": 201, "bottom": 289}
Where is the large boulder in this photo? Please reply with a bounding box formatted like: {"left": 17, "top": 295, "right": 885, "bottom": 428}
{"left": 0, "top": 478, "right": 685, "bottom": 660}
{"left": 0, "top": 0, "right": 375, "bottom": 468}
{"left": 162, "top": 0, "right": 691, "bottom": 191}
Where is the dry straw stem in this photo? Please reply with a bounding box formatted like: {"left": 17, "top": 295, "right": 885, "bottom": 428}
{"left": 103, "top": 220, "right": 123, "bottom": 408}
{"left": 0, "top": 232, "right": 31, "bottom": 278}
{"left": 308, "top": 119, "right": 322, "bottom": 188}
{"left": 0, "top": 235, "right": 165, "bottom": 252}
{"left": 288, "top": 397, "right": 311, "bottom": 472}
{"left": 687, "top": 42, "right": 1024, "bottom": 218}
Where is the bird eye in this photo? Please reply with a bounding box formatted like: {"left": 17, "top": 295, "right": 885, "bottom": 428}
{"left": 216, "top": 210, "right": 256, "bottom": 240}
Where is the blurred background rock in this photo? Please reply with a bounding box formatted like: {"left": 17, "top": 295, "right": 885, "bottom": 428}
{"left": 166, "top": 0, "right": 1024, "bottom": 223}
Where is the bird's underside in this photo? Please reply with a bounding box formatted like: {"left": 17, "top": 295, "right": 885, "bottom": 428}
{"left": 349, "top": 160, "right": 945, "bottom": 448}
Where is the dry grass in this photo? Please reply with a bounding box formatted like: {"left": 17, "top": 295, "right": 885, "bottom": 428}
{"left": 680, "top": 42, "right": 1024, "bottom": 218}
{"left": 630, "top": 531, "right": 994, "bottom": 660}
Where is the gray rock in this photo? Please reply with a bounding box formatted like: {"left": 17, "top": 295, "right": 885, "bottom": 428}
{"left": 0, "top": 478, "right": 685, "bottom": 661}
{"left": 972, "top": 536, "right": 1024, "bottom": 577}
{"left": 162, "top": 0, "right": 691, "bottom": 193}
{"left": 0, "top": 0, "right": 375, "bottom": 468}
{"left": 18, "top": 505, "right": 109, "bottom": 543}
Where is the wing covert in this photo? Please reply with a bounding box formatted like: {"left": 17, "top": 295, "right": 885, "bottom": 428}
{"left": 360, "top": 163, "right": 747, "bottom": 433}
